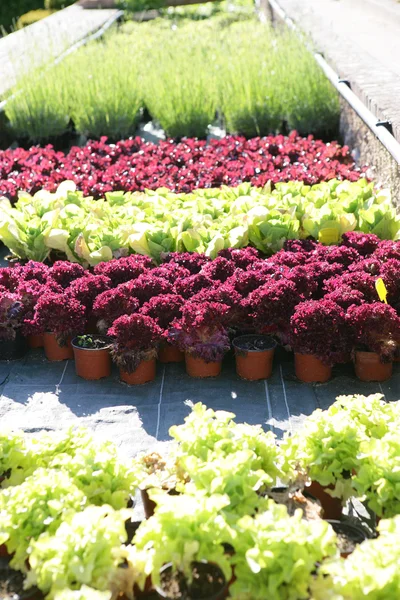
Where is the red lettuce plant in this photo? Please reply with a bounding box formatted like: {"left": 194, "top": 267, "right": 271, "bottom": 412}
{"left": 68, "top": 274, "right": 111, "bottom": 308}
{"left": 93, "top": 287, "right": 140, "bottom": 333}
{"left": 151, "top": 263, "right": 191, "bottom": 283}
{"left": 16, "top": 261, "right": 50, "bottom": 284}
{"left": 341, "top": 232, "right": 380, "bottom": 257}
{"left": 323, "top": 287, "right": 366, "bottom": 310}
{"left": 140, "top": 294, "right": 185, "bottom": 338}
{"left": 324, "top": 271, "right": 377, "bottom": 301}
{"left": 311, "top": 245, "right": 360, "bottom": 267}
{"left": 30, "top": 291, "right": 86, "bottom": 344}
{"left": 168, "top": 301, "right": 231, "bottom": 362}
{"left": 225, "top": 270, "right": 268, "bottom": 297}
{"left": 245, "top": 279, "right": 301, "bottom": 338}
{"left": 348, "top": 258, "right": 381, "bottom": 276}
{"left": 190, "top": 283, "right": 244, "bottom": 327}
{"left": 108, "top": 314, "right": 162, "bottom": 373}
{"left": 347, "top": 303, "right": 400, "bottom": 362}
{"left": 174, "top": 273, "right": 213, "bottom": 299}
{"left": 123, "top": 274, "right": 173, "bottom": 306}
{"left": 200, "top": 257, "right": 236, "bottom": 283}
{"left": 290, "top": 299, "right": 352, "bottom": 365}
{"left": 93, "top": 255, "right": 153, "bottom": 285}
{"left": 0, "top": 292, "right": 25, "bottom": 340}
{"left": 283, "top": 239, "right": 317, "bottom": 253}
{"left": 372, "top": 240, "right": 400, "bottom": 262}
{"left": 217, "top": 247, "right": 261, "bottom": 269}
{"left": 161, "top": 252, "right": 210, "bottom": 275}
{"left": 49, "top": 262, "right": 86, "bottom": 288}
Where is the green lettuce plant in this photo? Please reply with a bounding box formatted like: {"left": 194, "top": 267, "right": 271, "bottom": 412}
{"left": 0, "top": 430, "right": 30, "bottom": 485}
{"left": 169, "top": 403, "right": 284, "bottom": 516}
{"left": 130, "top": 492, "right": 233, "bottom": 588}
{"left": 3, "top": 428, "right": 137, "bottom": 509}
{"left": 25, "top": 505, "right": 130, "bottom": 598}
{"left": 353, "top": 432, "right": 400, "bottom": 518}
{"left": 229, "top": 500, "right": 338, "bottom": 600}
{"left": 311, "top": 516, "right": 400, "bottom": 600}
{"left": 281, "top": 405, "right": 363, "bottom": 501}
{"left": 0, "top": 469, "right": 87, "bottom": 572}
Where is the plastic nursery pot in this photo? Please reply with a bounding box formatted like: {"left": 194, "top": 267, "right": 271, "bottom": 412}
{"left": 120, "top": 358, "right": 156, "bottom": 385}
{"left": 27, "top": 334, "right": 44, "bottom": 349}
{"left": 185, "top": 353, "right": 221, "bottom": 379}
{"left": 0, "top": 331, "right": 28, "bottom": 361}
{"left": 141, "top": 487, "right": 179, "bottom": 519}
{"left": 155, "top": 561, "right": 227, "bottom": 600}
{"left": 294, "top": 353, "right": 331, "bottom": 383}
{"left": 354, "top": 351, "right": 392, "bottom": 382}
{"left": 43, "top": 333, "right": 73, "bottom": 361}
{"left": 305, "top": 481, "right": 343, "bottom": 520}
{"left": 233, "top": 334, "right": 276, "bottom": 381}
{"left": 159, "top": 343, "right": 184, "bottom": 364}
{"left": 71, "top": 336, "right": 112, "bottom": 381}
{"left": 326, "top": 520, "right": 367, "bottom": 558}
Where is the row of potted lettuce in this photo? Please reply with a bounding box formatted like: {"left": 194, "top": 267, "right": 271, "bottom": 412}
{"left": 1, "top": 232, "right": 400, "bottom": 382}
{"left": 2, "top": 395, "right": 400, "bottom": 599}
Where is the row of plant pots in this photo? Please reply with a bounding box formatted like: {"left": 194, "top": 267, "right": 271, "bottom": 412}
{"left": 22, "top": 331, "right": 398, "bottom": 384}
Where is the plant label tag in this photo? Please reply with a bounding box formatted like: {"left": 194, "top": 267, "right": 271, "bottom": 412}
{"left": 318, "top": 228, "right": 339, "bottom": 245}
{"left": 375, "top": 278, "right": 388, "bottom": 304}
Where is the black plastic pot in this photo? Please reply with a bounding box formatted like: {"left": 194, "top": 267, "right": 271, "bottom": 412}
{"left": 155, "top": 561, "right": 227, "bottom": 600}
{"left": 0, "top": 331, "right": 28, "bottom": 361}
{"left": 326, "top": 520, "right": 367, "bottom": 557}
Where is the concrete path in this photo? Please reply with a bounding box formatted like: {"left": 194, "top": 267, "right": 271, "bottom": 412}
{"left": 0, "top": 5, "right": 120, "bottom": 98}
{"left": 272, "top": 0, "right": 400, "bottom": 142}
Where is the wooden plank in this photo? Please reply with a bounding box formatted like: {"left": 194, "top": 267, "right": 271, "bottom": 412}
{"left": 0, "top": 5, "right": 120, "bottom": 98}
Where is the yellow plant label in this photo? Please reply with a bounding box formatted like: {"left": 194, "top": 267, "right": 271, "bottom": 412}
{"left": 375, "top": 278, "right": 388, "bottom": 304}
{"left": 318, "top": 228, "right": 339, "bottom": 245}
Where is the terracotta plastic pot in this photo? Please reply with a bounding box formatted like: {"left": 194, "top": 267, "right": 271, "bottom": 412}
{"left": 27, "top": 334, "right": 44, "bottom": 349}
{"left": 185, "top": 353, "right": 222, "bottom": 378}
{"left": 354, "top": 351, "right": 392, "bottom": 382}
{"left": 326, "top": 520, "right": 367, "bottom": 558}
{"left": 0, "top": 331, "right": 28, "bottom": 360}
{"left": 295, "top": 353, "right": 332, "bottom": 383}
{"left": 159, "top": 343, "right": 184, "bottom": 364}
{"left": 141, "top": 487, "right": 179, "bottom": 519}
{"left": 44, "top": 333, "right": 73, "bottom": 361}
{"left": 120, "top": 358, "right": 156, "bottom": 385}
{"left": 233, "top": 334, "right": 276, "bottom": 380}
{"left": 306, "top": 480, "right": 343, "bottom": 520}
{"left": 72, "top": 337, "right": 111, "bottom": 380}
{"left": 156, "top": 561, "right": 227, "bottom": 600}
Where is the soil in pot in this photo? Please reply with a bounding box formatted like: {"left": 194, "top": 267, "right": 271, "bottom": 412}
{"left": 326, "top": 520, "right": 367, "bottom": 558}
{"left": 141, "top": 487, "right": 179, "bottom": 519}
{"left": 156, "top": 561, "right": 227, "bottom": 600}
{"left": 72, "top": 335, "right": 111, "bottom": 380}
{"left": 0, "top": 331, "right": 28, "bottom": 361}
{"left": 120, "top": 358, "right": 156, "bottom": 385}
{"left": 0, "top": 561, "right": 43, "bottom": 600}
{"left": 43, "top": 333, "right": 73, "bottom": 361}
{"left": 266, "top": 486, "right": 323, "bottom": 521}
{"left": 159, "top": 343, "right": 184, "bottom": 364}
{"left": 295, "top": 353, "right": 332, "bottom": 383}
{"left": 27, "top": 334, "right": 44, "bottom": 349}
{"left": 354, "top": 351, "right": 392, "bottom": 382}
{"left": 233, "top": 334, "right": 276, "bottom": 381}
{"left": 185, "top": 354, "right": 221, "bottom": 378}
{"left": 305, "top": 481, "right": 343, "bottom": 520}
